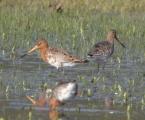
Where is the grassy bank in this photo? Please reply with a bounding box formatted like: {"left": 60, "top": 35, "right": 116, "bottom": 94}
{"left": 1, "top": 0, "right": 145, "bottom": 13}
{"left": 0, "top": 0, "right": 145, "bottom": 59}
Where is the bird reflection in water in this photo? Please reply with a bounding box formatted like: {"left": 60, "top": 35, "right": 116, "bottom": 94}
{"left": 26, "top": 80, "right": 78, "bottom": 119}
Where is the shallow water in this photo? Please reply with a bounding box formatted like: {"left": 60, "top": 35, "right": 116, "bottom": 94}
{"left": 0, "top": 52, "right": 145, "bottom": 120}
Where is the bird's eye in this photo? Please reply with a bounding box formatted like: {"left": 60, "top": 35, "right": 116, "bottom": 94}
{"left": 38, "top": 42, "right": 41, "bottom": 45}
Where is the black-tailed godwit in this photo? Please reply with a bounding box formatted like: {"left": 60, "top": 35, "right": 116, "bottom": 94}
{"left": 88, "top": 29, "right": 125, "bottom": 71}
{"left": 21, "top": 38, "right": 88, "bottom": 69}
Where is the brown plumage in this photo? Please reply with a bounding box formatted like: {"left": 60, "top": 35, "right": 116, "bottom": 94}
{"left": 22, "top": 38, "right": 88, "bottom": 69}
{"left": 88, "top": 29, "right": 125, "bottom": 69}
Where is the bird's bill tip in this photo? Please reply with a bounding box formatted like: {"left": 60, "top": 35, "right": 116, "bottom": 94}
{"left": 26, "top": 95, "right": 37, "bottom": 105}
{"left": 20, "top": 53, "right": 28, "bottom": 58}
{"left": 116, "top": 38, "right": 126, "bottom": 48}
{"left": 20, "top": 45, "right": 38, "bottom": 58}
{"left": 120, "top": 43, "right": 126, "bottom": 48}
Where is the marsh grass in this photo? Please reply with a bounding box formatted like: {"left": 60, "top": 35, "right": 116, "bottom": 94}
{"left": 0, "top": 0, "right": 145, "bottom": 111}
{"left": 0, "top": 0, "right": 145, "bottom": 60}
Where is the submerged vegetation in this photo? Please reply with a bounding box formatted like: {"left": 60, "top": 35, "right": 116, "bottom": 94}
{"left": 0, "top": 0, "right": 145, "bottom": 119}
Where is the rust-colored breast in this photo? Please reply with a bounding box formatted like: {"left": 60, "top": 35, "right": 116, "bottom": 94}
{"left": 49, "top": 97, "right": 61, "bottom": 110}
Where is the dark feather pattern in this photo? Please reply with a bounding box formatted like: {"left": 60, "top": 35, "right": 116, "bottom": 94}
{"left": 88, "top": 41, "right": 113, "bottom": 60}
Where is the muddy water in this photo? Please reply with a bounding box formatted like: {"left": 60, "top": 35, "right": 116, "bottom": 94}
{"left": 0, "top": 53, "right": 145, "bottom": 120}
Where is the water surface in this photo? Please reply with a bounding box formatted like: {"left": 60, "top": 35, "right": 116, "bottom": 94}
{"left": 0, "top": 52, "right": 145, "bottom": 120}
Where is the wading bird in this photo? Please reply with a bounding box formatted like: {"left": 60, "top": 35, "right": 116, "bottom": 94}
{"left": 21, "top": 38, "right": 88, "bottom": 70}
{"left": 87, "top": 29, "right": 126, "bottom": 72}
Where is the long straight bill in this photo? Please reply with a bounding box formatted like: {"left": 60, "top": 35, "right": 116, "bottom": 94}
{"left": 20, "top": 45, "right": 38, "bottom": 58}
{"left": 116, "top": 37, "right": 126, "bottom": 48}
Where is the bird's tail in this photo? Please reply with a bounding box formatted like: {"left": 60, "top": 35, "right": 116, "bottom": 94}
{"left": 74, "top": 59, "right": 89, "bottom": 63}
{"left": 82, "top": 59, "right": 89, "bottom": 63}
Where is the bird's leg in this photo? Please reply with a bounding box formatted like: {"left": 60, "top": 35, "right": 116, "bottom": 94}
{"left": 102, "top": 62, "right": 106, "bottom": 70}
{"left": 92, "top": 63, "right": 100, "bottom": 76}
{"left": 91, "top": 68, "right": 94, "bottom": 77}
{"left": 97, "top": 64, "right": 100, "bottom": 73}
{"left": 102, "top": 60, "right": 107, "bottom": 70}
{"left": 57, "top": 67, "right": 64, "bottom": 72}
{"left": 61, "top": 68, "right": 65, "bottom": 75}
{"left": 57, "top": 67, "right": 65, "bottom": 78}
{"left": 60, "top": 63, "right": 65, "bottom": 75}
{"left": 57, "top": 67, "right": 61, "bottom": 72}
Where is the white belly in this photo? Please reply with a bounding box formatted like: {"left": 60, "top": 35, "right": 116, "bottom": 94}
{"left": 62, "top": 62, "right": 76, "bottom": 67}
{"left": 47, "top": 57, "right": 76, "bottom": 69}
{"left": 54, "top": 83, "right": 76, "bottom": 102}
{"left": 48, "top": 57, "right": 61, "bottom": 69}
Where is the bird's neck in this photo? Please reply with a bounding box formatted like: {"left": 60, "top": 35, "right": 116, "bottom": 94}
{"left": 49, "top": 97, "right": 61, "bottom": 110}
{"left": 107, "top": 37, "right": 115, "bottom": 45}
{"left": 39, "top": 47, "right": 48, "bottom": 62}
